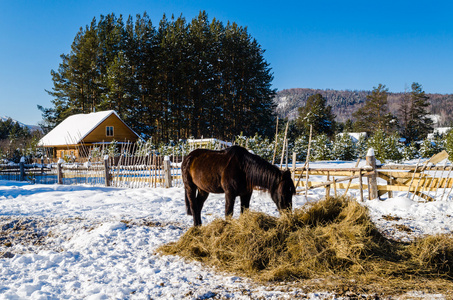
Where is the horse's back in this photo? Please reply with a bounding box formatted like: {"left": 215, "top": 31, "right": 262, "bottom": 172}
{"left": 182, "top": 147, "right": 244, "bottom": 193}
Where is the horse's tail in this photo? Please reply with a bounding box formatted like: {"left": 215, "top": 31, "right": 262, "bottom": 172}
{"left": 182, "top": 152, "right": 195, "bottom": 216}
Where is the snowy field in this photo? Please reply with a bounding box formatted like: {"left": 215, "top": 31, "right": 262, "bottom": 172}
{"left": 1, "top": 160, "right": 453, "bottom": 299}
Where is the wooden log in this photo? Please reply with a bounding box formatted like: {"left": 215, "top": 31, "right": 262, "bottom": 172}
{"left": 406, "top": 158, "right": 421, "bottom": 197}
{"left": 297, "top": 172, "right": 372, "bottom": 192}
{"left": 359, "top": 170, "right": 363, "bottom": 202}
{"left": 294, "top": 167, "right": 373, "bottom": 173}
{"left": 379, "top": 171, "right": 424, "bottom": 179}
{"left": 441, "top": 164, "right": 453, "bottom": 201}
{"left": 366, "top": 148, "right": 378, "bottom": 200}
{"left": 419, "top": 165, "right": 434, "bottom": 200}
{"left": 280, "top": 122, "right": 289, "bottom": 168}
{"left": 305, "top": 125, "right": 313, "bottom": 199}
{"left": 163, "top": 156, "right": 172, "bottom": 188}
{"left": 342, "top": 158, "right": 361, "bottom": 197}
{"left": 104, "top": 156, "right": 110, "bottom": 187}
{"left": 333, "top": 176, "right": 337, "bottom": 196}
{"left": 326, "top": 171, "right": 330, "bottom": 199}
{"left": 19, "top": 157, "right": 25, "bottom": 181}
{"left": 57, "top": 159, "right": 63, "bottom": 184}
{"left": 296, "top": 182, "right": 367, "bottom": 194}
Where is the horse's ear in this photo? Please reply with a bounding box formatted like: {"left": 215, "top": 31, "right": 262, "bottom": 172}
{"left": 282, "top": 170, "right": 292, "bottom": 179}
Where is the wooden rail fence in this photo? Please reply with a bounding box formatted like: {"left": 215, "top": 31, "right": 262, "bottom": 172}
{"left": 1, "top": 150, "right": 452, "bottom": 202}
{"left": 293, "top": 150, "right": 451, "bottom": 202}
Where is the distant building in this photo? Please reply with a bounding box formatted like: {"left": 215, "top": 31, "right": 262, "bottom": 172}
{"left": 427, "top": 127, "right": 452, "bottom": 140}
{"left": 337, "top": 132, "right": 367, "bottom": 143}
{"left": 187, "top": 138, "right": 232, "bottom": 150}
{"left": 38, "top": 110, "right": 140, "bottom": 159}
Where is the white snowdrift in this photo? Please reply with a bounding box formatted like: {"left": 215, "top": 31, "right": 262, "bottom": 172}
{"left": 0, "top": 176, "right": 452, "bottom": 299}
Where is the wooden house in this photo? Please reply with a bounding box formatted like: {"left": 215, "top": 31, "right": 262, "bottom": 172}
{"left": 38, "top": 110, "right": 140, "bottom": 159}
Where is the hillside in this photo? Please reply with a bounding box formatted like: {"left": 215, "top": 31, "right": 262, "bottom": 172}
{"left": 274, "top": 88, "right": 453, "bottom": 126}
{"left": 0, "top": 116, "right": 41, "bottom": 132}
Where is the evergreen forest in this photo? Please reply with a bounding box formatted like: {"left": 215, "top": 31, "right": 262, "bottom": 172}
{"left": 39, "top": 11, "right": 276, "bottom": 143}
{"left": 27, "top": 11, "right": 453, "bottom": 165}
{"left": 0, "top": 118, "right": 42, "bottom": 162}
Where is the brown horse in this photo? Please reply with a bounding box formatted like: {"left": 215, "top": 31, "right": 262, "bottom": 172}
{"left": 182, "top": 145, "right": 295, "bottom": 226}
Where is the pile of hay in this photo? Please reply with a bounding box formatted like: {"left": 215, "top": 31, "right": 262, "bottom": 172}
{"left": 158, "top": 197, "right": 453, "bottom": 285}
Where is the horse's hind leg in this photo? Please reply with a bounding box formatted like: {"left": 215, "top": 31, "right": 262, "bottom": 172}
{"left": 240, "top": 192, "right": 252, "bottom": 214}
{"left": 192, "top": 189, "right": 209, "bottom": 226}
{"left": 184, "top": 184, "right": 197, "bottom": 216}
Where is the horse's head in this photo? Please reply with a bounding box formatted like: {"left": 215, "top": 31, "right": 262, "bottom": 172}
{"left": 272, "top": 170, "right": 295, "bottom": 212}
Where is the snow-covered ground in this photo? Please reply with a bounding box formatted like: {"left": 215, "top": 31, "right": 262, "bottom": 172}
{"left": 1, "top": 161, "right": 452, "bottom": 299}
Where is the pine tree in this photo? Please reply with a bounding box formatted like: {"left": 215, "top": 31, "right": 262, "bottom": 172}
{"left": 311, "top": 134, "right": 332, "bottom": 161}
{"left": 444, "top": 130, "right": 453, "bottom": 156}
{"left": 419, "top": 134, "right": 444, "bottom": 158}
{"left": 352, "top": 84, "right": 396, "bottom": 134}
{"left": 332, "top": 133, "right": 357, "bottom": 161}
{"left": 366, "top": 129, "right": 402, "bottom": 162}
{"left": 292, "top": 135, "right": 309, "bottom": 161}
{"left": 399, "top": 82, "right": 433, "bottom": 143}
{"left": 127, "top": 13, "right": 159, "bottom": 138}
{"left": 103, "top": 51, "right": 136, "bottom": 119}
{"left": 40, "top": 11, "right": 276, "bottom": 143}
{"left": 401, "top": 142, "right": 419, "bottom": 160}
{"left": 296, "top": 93, "right": 335, "bottom": 137}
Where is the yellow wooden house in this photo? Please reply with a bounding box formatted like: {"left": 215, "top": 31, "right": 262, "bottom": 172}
{"left": 38, "top": 110, "right": 140, "bottom": 159}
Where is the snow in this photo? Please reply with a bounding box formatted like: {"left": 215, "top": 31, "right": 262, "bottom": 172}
{"left": 366, "top": 147, "right": 375, "bottom": 157}
{"left": 337, "top": 132, "right": 367, "bottom": 143}
{"left": 1, "top": 160, "right": 452, "bottom": 299}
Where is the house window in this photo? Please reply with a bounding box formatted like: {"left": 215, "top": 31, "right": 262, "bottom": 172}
{"left": 106, "top": 126, "right": 114, "bottom": 137}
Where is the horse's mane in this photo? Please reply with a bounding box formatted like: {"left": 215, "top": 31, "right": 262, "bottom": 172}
{"left": 226, "top": 146, "right": 282, "bottom": 190}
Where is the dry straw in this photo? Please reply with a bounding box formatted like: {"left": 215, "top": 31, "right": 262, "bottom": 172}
{"left": 159, "top": 196, "right": 453, "bottom": 293}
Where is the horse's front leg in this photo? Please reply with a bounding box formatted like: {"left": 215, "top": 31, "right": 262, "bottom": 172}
{"left": 224, "top": 191, "right": 236, "bottom": 218}
{"left": 240, "top": 192, "right": 252, "bottom": 214}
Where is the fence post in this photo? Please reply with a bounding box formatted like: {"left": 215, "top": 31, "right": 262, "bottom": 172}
{"left": 163, "top": 156, "right": 172, "bottom": 188}
{"left": 104, "top": 155, "right": 110, "bottom": 187}
{"left": 326, "top": 171, "right": 330, "bottom": 199}
{"left": 19, "top": 157, "right": 26, "bottom": 181}
{"left": 359, "top": 170, "right": 364, "bottom": 202}
{"left": 292, "top": 152, "right": 296, "bottom": 181}
{"left": 366, "top": 148, "right": 378, "bottom": 200}
{"left": 57, "top": 158, "right": 64, "bottom": 184}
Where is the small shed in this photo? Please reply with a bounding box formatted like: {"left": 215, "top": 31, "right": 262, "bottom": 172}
{"left": 187, "top": 138, "right": 232, "bottom": 150}
{"left": 337, "top": 132, "right": 367, "bottom": 143}
{"left": 38, "top": 110, "right": 140, "bottom": 159}
{"left": 427, "top": 127, "right": 452, "bottom": 140}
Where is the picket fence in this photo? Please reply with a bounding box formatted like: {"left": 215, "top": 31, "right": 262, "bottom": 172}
{"left": 0, "top": 155, "right": 183, "bottom": 188}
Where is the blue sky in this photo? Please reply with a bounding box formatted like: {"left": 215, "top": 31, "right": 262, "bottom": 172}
{"left": 1, "top": 0, "right": 452, "bottom": 125}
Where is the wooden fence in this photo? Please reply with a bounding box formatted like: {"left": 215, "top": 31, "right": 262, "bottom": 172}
{"left": 293, "top": 150, "right": 452, "bottom": 202}
{"left": 1, "top": 150, "right": 452, "bottom": 202}
{"left": 0, "top": 154, "right": 183, "bottom": 188}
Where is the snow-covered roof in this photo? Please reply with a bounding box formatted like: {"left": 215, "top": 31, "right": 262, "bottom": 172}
{"left": 427, "top": 127, "right": 452, "bottom": 140}
{"left": 434, "top": 127, "right": 451, "bottom": 135}
{"left": 337, "top": 132, "right": 367, "bottom": 143}
{"left": 38, "top": 110, "right": 136, "bottom": 146}
{"left": 187, "top": 138, "right": 232, "bottom": 147}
